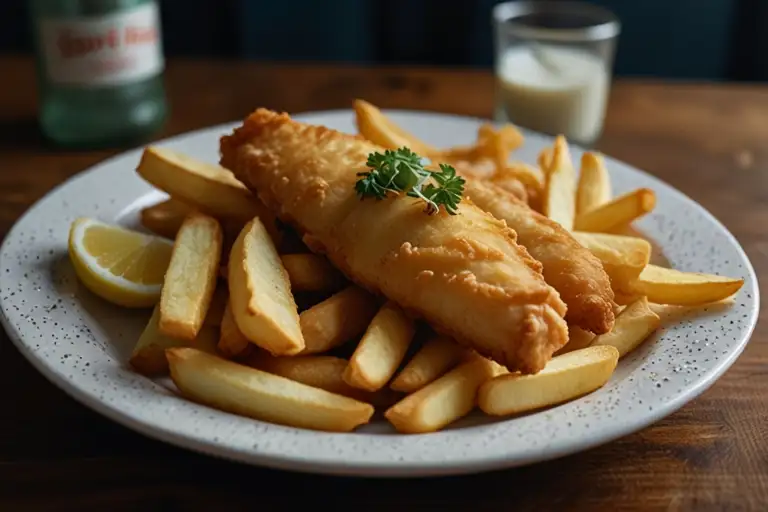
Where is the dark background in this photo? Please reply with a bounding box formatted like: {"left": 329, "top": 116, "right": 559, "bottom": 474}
{"left": 3, "top": 0, "right": 768, "bottom": 81}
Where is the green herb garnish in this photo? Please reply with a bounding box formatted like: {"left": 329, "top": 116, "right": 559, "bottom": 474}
{"left": 355, "top": 148, "right": 465, "bottom": 215}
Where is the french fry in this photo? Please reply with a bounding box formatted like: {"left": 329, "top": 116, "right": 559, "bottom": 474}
{"left": 553, "top": 325, "right": 596, "bottom": 356}
{"left": 246, "top": 354, "right": 400, "bottom": 407}
{"left": 592, "top": 297, "right": 660, "bottom": 357}
{"left": 167, "top": 348, "right": 374, "bottom": 432}
{"left": 217, "top": 301, "right": 252, "bottom": 359}
{"left": 299, "top": 285, "right": 378, "bottom": 355}
{"left": 629, "top": 264, "right": 744, "bottom": 306}
{"left": 159, "top": 213, "right": 222, "bottom": 340}
{"left": 130, "top": 306, "right": 218, "bottom": 376}
{"left": 437, "top": 123, "right": 520, "bottom": 164}
{"left": 280, "top": 253, "right": 346, "bottom": 292}
{"left": 390, "top": 335, "right": 467, "bottom": 393}
{"left": 574, "top": 188, "right": 656, "bottom": 233}
{"left": 136, "top": 146, "right": 281, "bottom": 243}
{"left": 492, "top": 162, "right": 544, "bottom": 195}
{"left": 614, "top": 291, "right": 642, "bottom": 306}
{"left": 572, "top": 231, "right": 652, "bottom": 290}
{"left": 543, "top": 136, "right": 577, "bottom": 230}
{"left": 203, "top": 285, "right": 228, "bottom": 327}
{"left": 436, "top": 145, "right": 482, "bottom": 164}
{"left": 385, "top": 354, "right": 500, "bottom": 434}
{"left": 576, "top": 152, "right": 611, "bottom": 214}
{"left": 443, "top": 159, "right": 497, "bottom": 180}
{"left": 491, "top": 124, "right": 525, "bottom": 155}
{"left": 353, "top": 99, "right": 438, "bottom": 156}
{"left": 474, "top": 123, "right": 525, "bottom": 171}
{"left": 431, "top": 125, "right": 489, "bottom": 164}
{"left": 343, "top": 301, "right": 415, "bottom": 391}
{"left": 478, "top": 345, "right": 619, "bottom": 416}
{"left": 140, "top": 198, "right": 194, "bottom": 239}
{"left": 229, "top": 218, "right": 304, "bottom": 356}
{"left": 538, "top": 147, "right": 554, "bottom": 171}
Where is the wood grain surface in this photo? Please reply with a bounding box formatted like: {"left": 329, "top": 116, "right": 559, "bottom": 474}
{"left": 0, "top": 57, "right": 766, "bottom": 511}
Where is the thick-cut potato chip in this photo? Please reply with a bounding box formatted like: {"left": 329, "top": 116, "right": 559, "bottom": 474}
{"left": 229, "top": 218, "right": 304, "bottom": 355}
{"left": 385, "top": 354, "right": 500, "bottom": 434}
{"left": 493, "top": 162, "right": 544, "bottom": 194}
{"left": 140, "top": 198, "right": 194, "bottom": 239}
{"left": 576, "top": 152, "right": 611, "bottom": 214}
{"left": 572, "top": 231, "right": 651, "bottom": 291}
{"left": 299, "top": 286, "right": 378, "bottom": 355}
{"left": 280, "top": 253, "right": 346, "bottom": 292}
{"left": 136, "top": 146, "right": 280, "bottom": 243}
{"left": 434, "top": 145, "right": 482, "bottom": 164}
{"left": 159, "top": 213, "right": 222, "bottom": 340}
{"left": 246, "top": 354, "right": 400, "bottom": 407}
{"left": 478, "top": 345, "right": 619, "bottom": 416}
{"left": 130, "top": 306, "right": 218, "bottom": 376}
{"left": 343, "top": 301, "right": 415, "bottom": 391}
{"left": 630, "top": 264, "right": 744, "bottom": 305}
{"left": 167, "top": 348, "right": 374, "bottom": 432}
{"left": 538, "top": 147, "right": 554, "bottom": 171}
{"left": 592, "top": 297, "right": 660, "bottom": 357}
{"left": 203, "top": 285, "right": 228, "bottom": 327}
{"left": 390, "top": 335, "right": 467, "bottom": 393}
{"left": 542, "top": 136, "right": 577, "bottom": 230}
{"left": 474, "top": 123, "right": 525, "bottom": 171}
{"left": 613, "top": 291, "right": 643, "bottom": 306}
{"left": 553, "top": 325, "right": 596, "bottom": 356}
{"left": 489, "top": 123, "right": 525, "bottom": 155}
{"left": 353, "top": 99, "right": 437, "bottom": 156}
{"left": 217, "top": 301, "right": 252, "bottom": 359}
{"left": 437, "top": 123, "right": 523, "bottom": 166}
{"left": 574, "top": 188, "right": 656, "bottom": 233}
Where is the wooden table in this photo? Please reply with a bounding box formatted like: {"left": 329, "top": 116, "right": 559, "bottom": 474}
{"left": 1, "top": 57, "right": 766, "bottom": 510}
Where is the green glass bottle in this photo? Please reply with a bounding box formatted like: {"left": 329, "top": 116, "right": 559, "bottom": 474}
{"left": 30, "top": 0, "right": 167, "bottom": 148}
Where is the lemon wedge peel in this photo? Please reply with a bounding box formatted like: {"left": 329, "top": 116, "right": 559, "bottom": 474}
{"left": 68, "top": 217, "right": 173, "bottom": 308}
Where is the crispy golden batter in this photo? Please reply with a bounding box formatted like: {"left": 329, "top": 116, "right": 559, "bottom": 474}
{"left": 462, "top": 178, "right": 616, "bottom": 334}
{"left": 220, "top": 109, "right": 568, "bottom": 373}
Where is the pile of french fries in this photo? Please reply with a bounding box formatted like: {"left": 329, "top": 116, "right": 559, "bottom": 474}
{"left": 123, "top": 102, "right": 744, "bottom": 435}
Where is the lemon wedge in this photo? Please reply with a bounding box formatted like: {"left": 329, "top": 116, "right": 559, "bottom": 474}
{"left": 68, "top": 218, "right": 174, "bottom": 307}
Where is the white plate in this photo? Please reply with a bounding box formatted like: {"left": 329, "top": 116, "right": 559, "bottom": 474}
{"left": 0, "top": 110, "right": 759, "bottom": 477}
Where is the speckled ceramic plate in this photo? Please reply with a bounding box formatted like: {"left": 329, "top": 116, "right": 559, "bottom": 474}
{"left": 0, "top": 110, "right": 759, "bottom": 477}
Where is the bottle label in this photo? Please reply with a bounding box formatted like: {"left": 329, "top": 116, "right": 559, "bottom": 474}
{"left": 38, "top": 3, "right": 164, "bottom": 87}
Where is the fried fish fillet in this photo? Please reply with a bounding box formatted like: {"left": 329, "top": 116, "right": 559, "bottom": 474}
{"left": 461, "top": 178, "right": 616, "bottom": 334}
{"left": 220, "top": 109, "right": 569, "bottom": 373}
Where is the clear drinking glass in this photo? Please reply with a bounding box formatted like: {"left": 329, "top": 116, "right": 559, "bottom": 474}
{"left": 492, "top": 1, "right": 620, "bottom": 146}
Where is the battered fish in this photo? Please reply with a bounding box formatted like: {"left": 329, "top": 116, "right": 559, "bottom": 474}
{"left": 220, "top": 109, "right": 569, "bottom": 373}
{"left": 462, "top": 178, "right": 616, "bottom": 334}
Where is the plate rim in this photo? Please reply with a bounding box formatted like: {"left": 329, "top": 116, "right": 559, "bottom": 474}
{"left": 0, "top": 109, "right": 760, "bottom": 477}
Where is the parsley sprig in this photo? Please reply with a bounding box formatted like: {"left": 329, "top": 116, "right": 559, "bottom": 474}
{"left": 355, "top": 148, "right": 465, "bottom": 215}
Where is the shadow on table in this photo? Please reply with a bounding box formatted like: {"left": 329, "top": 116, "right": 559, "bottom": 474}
{"left": 82, "top": 444, "right": 658, "bottom": 510}
{"left": 0, "top": 116, "right": 47, "bottom": 151}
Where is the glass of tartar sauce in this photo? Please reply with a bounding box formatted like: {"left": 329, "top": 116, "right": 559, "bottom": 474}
{"left": 492, "top": 1, "right": 621, "bottom": 146}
